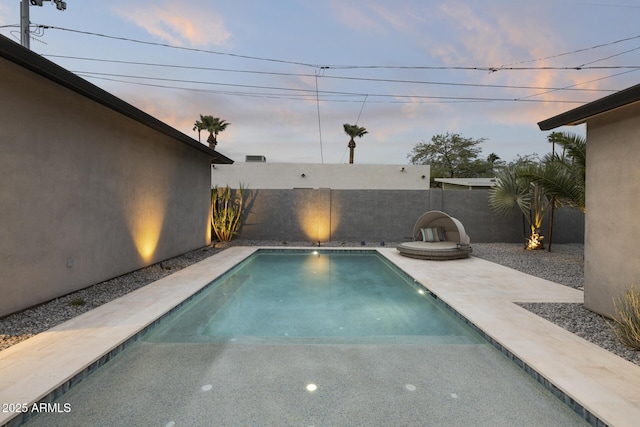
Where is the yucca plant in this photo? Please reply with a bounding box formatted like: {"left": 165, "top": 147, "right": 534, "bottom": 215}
{"left": 211, "top": 184, "right": 245, "bottom": 242}
{"left": 611, "top": 286, "right": 640, "bottom": 350}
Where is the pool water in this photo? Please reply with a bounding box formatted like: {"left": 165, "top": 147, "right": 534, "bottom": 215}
{"left": 145, "top": 250, "right": 481, "bottom": 344}
{"left": 24, "top": 249, "right": 588, "bottom": 426}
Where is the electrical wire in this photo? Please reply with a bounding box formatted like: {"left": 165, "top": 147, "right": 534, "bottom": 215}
{"left": 14, "top": 25, "right": 640, "bottom": 73}
{"left": 36, "top": 25, "right": 321, "bottom": 68}
{"left": 315, "top": 72, "right": 324, "bottom": 163}
{"left": 74, "top": 70, "right": 588, "bottom": 104}
{"left": 45, "top": 54, "right": 620, "bottom": 93}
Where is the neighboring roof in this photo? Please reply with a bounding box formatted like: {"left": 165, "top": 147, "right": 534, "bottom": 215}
{"left": 538, "top": 83, "right": 640, "bottom": 131}
{"left": 434, "top": 177, "right": 497, "bottom": 188}
{"left": 0, "top": 35, "right": 233, "bottom": 164}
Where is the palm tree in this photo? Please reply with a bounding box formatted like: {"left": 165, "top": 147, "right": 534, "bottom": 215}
{"left": 192, "top": 116, "right": 205, "bottom": 142}
{"left": 519, "top": 132, "right": 585, "bottom": 251}
{"left": 487, "top": 152, "right": 500, "bottom": 177}
{"left": 198, "top": 115, "right": 230, "bottom": 150}
{"left": 488, "top": 165, "right": 549, "bottom": 250}
{"left": 343, "top": 123, "right": 368, "bottom": 164}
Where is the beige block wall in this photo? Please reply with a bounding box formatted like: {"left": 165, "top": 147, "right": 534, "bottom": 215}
{"left": 212, "top": 163, "right": 430, "bottom": 190}
{"left": 584, "top": 101, "right": 640, "bottom": 317}
{"left": 0, "top": 58, "right": 211, "bottom": 317}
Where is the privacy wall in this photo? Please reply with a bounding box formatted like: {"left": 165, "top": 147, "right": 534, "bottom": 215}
{"left": 0, "top": 46, "right": 214, "bottom": 317}
{"left": 237, "top": 188, "right": 584, "bottom": 244}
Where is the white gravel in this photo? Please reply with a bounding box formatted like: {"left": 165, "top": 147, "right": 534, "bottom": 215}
{"left": 1, "top": 241, "right": 638, "bottom": 366}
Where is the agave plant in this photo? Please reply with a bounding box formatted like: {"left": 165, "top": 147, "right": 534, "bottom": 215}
{"left": 211, "top": 184, "right": 245, "bottom": 242}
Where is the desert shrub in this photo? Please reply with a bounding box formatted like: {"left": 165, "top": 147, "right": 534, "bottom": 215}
{"left": 69, "top": 297, "right": 86, "bottom": 307}
{"left": 612, "top": 285, "right": 640, "bottom": 350}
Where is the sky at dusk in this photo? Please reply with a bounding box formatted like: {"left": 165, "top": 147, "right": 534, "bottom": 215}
{"left": 2, "top": 1, "right": 640, "bottom": 165}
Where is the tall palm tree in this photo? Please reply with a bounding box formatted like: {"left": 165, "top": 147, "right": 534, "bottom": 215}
{"left": 192, "top": 116, "right": 205, "bottom": 142}
{"left": 199, "top": 115, "right": 231, "bottom": 150}
{"left": 487, "top": 152, "right": 500, "bottom": 177}
{"left": 343, "top": 123, "right": 368, "bottom": 164}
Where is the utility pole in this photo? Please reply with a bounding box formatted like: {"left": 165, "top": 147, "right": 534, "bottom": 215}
{"left": 20, "top": 0, "right": 29, "bottom": 49}
{"left": 20, "top": 0, "right": 67, "bottom": 50}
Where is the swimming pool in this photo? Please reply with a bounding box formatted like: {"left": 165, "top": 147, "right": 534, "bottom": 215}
{"left": 145, "top": 250, "right": 482, "bottom": 344}
{"left": 23, "top": 249, "right": 588, "bottom": 426}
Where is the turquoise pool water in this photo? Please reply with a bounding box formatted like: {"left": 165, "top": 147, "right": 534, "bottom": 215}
{"left": 25, "top": 249, "right": 588, "bottom": 426}
{"left": 145, "top": 250, "right": 481, "bottom": 344}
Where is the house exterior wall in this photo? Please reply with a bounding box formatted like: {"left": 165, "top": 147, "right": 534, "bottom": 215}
{"left": 584, "top": 101, "right": 640, "bottom": 317}
{"left": 0, "top": 57, "right": 212, "bottom": 317}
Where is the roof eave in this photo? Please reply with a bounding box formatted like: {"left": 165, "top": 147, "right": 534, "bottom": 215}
{"left": 538, "top": 83, "right": 640, "bottom": 131}
{"left": 0, "top": 35, "right": 234, "bottom": 164}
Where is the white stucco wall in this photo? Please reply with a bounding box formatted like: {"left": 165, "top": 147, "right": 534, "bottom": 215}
{"left": 584, "top": 101, "right": 640, "bottom": 317}
{"left": 212, "top": 163, "right": 430, "bottom": 190}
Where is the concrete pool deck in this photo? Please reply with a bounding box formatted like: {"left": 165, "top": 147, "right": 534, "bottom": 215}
{"left": 0, "top": 246, "right": 639, "bottom": 426}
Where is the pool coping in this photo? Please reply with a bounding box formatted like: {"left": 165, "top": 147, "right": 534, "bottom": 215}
{"left": 1, "top": 246, "right": 639, "bottom": 426}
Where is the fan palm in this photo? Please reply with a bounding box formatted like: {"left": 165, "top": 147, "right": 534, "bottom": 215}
{"left": 199, "top": 115, "right": 230, "bottom": 150}
{"left": 521, "top": 132, "right": 585, "bottom": 212}
{"left": 343, "top": 123, "right": 368, "bottom": 164}
{"left": 488, "top": 165, "right": 549, "bottom": 249}
{"left": 192, "top": 116, "right": 205, "bottom": 142}
{"left": 487, "top": 152, "right": 500, "bottom": 177}
{"left": 518, "top": 132, "right": 585, "bottom": 251}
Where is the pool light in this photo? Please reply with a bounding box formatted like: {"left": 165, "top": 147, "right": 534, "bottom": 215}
{"left": 306, "top": 383, "right": 317, "bottom": 392}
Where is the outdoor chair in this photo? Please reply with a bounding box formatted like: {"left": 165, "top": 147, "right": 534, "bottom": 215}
{"left": 396, "top": 210, "right": 472, "bottom": 260}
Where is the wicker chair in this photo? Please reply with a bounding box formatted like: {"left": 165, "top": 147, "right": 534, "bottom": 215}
{"left": 396, "top": 211, "right": 471, "bottom": 260}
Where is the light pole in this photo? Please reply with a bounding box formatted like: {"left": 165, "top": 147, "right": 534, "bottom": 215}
{"left": 20, "top": 0, "right": 67, "bottom": 49}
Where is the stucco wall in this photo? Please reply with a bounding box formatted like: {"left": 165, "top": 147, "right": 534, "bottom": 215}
{"left": 236, "top": 188, "right": 583, "bottom": 243}
{"left": 584, "top": 102, "right": 640, "bottom": 317}
{"left": 212, "top": 163, "right": 430, "bottom": 190}
{"left": 0, "top": 57, "right": 212, "bottom": 317}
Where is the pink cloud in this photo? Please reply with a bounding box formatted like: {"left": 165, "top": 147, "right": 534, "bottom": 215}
{"left": 114, "top": 1, "right": 232, "bottom": 47}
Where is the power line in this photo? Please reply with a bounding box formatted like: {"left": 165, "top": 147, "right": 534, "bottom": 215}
{"left": 23, "top": 25, "right": 640, "bottom": 73}
{"left": 500, "top": 33, "right": 640, "bottom": 67}
{"left": 39, "top": 25, "right": 321, "bottom": 68}
{"left": 78, "top": 73, "right": 499, "bottom": 104}
{"left": 75, "top": 70, "right": 588, "bottom": 104}
{"left": 579, "top": 45, "right": 640, "bottom": 67}
{"left": 516, "top": 69, "right": 640, "bottom": 100}
{"left": 315, "top": 72, "right": 324, "bottom": 164}
{"left": 355, "top": 95, "right": 368, "bottom": 125}
{"left": 49, "top": 54, "right": 621, "bottom": 93}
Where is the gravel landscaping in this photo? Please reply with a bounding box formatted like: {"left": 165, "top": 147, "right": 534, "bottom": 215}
{"left": 1, "top": 241, "right": 638, "bottom": 366}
